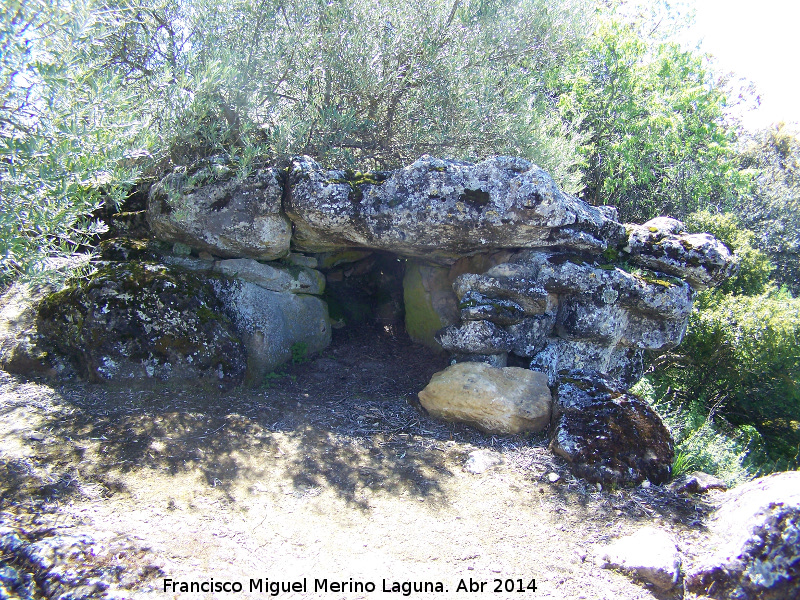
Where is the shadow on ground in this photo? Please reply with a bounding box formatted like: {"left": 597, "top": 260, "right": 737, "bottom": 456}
{"left": 1, "top": 324, "right": 714, "bottom": 529}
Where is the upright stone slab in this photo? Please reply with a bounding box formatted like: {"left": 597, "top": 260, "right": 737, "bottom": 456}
{"left": 403, "top": 261, "right": 458, "bottom": 350}
{"left": 213, "top": 279, "right": 331, "bottom": 384}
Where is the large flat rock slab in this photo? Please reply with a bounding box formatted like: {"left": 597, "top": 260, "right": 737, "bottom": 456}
{"left": 286, "top": 155, "right": 627, "bottom": 262}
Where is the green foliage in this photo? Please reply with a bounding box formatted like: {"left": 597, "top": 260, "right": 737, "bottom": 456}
{"left": 290, "top": 342, "right": 309, "bottom": 365}
{"left": 0, "top": 0, "right": 148, "bottom": 284}
{"left": 732, "top": 124, "right": 800, "bottom": 293}
{"left": 559, "top": 16, "right": 748, "bottom": 222}
{"left": 103, "top": 0, "right": 593, "bottom": 188}
{"left": 632, "top": 377, "right": 759, "bottom": 486}
{"left": 651, "top": 287, "right": 800, "bottom": 469}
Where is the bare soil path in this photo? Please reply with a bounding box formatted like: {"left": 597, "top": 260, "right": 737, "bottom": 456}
{"left": 0, "top": 326, "right": 715, "bottom": 600}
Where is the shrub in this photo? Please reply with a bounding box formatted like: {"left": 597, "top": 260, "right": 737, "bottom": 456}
{"left": 0, "top": 0, "right": 148, "bottom": 285}
{"left": 632, "top": 378, "right": 759, "bottom": 486}
{"left": 651, "top": 288, "right": 800, "bottom": 469}
{"left": 105, "top": 0, "right": 594, "bottom": 187}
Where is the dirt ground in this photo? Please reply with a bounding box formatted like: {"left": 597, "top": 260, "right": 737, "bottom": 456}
{"left": 0, "top": 324, "right": 719, "bottom": 600}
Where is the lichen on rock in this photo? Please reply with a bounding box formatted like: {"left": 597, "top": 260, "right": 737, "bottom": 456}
{"left": 549, "top": 370, "right": 674, "bottom": 486}
{"left": 35, "top": 262, "right": 246, "bottom": 385}
{"left": 148, "top": 166, "right": 291, "bottom": 261}
{"left": 286, "top": 154, "right": 627, "bottom": 261}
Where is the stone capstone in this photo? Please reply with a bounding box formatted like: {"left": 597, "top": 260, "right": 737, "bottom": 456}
{"left": 286, "top": 155, "right": 627, "bottom": 261}
{"left": 597, "top": 527, "right": 682, "bottom": 591}
{"left": 549, "top": 371, "right": 674, "bottom": 485}
{"left": 148, "top": 167, "right": 291, "bottom": 261}
{"left": 35, "top": 262, "right": 246, "bottom": 385}
{"left": 212, "top": 279, "right": 331, "bottom": 384}
{"left": 418, "top": 362, "right": 552, "bottom": 434}
{"left": 624, "top": 217, "right": 738, "bottom": 289}
{"left": 685, "top": 471, "right": 800, "bottom": 600}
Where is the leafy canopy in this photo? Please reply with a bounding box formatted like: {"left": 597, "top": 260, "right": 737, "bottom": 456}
{"left": 559, "top": 16, "right": 748, "bottom": 222}
{"left": 0, "top": 0, "right": 148, "bottom": 283}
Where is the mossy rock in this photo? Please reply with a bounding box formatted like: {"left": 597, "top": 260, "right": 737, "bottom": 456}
{"left": 403, "top": 262, "right": 446, "bottom": 350}
{"left": 36, "top": 262, "right": 246, "bottom": 385}
{"left": 97, "top": 238, "right": 160, "bottom": 262}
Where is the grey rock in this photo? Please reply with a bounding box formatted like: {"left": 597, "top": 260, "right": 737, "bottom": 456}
{"left": 286, "top": 155, "right": 627, "bottom": 262}
{"left": 435, "top": 320, "right": 513, "bottom": 354}
{"left": 686, "top": 471, "right": 800, "bottom": 600}
{"left": 511, "top": 250, "right": 694, "bottom": 320}
{"left": 504, "top": 312, "right": 557, "bottom": 357}
{"left": 464, "top": 449, "right": 504, "bottom": 474}
{"left": 605, "top": 346, "right": 645, "bottom": 390}
{"left": 160, "top": 254, "right": 215, "bottom": 273}
{"left": 459, "top": 291, "right": 526, "bottom": 325}
{"left": 213, "top": 279, "right": 331, "bottom": 384}
{"left": 620, "top": 312, "right": 688, "bottom": 351}
{"left": 0, "top": 526, "right": 164, "bottom": 600}
{"left": 214, "top": 258, "right": 325, "bottom": 295}
{"left": 530, "top": 339, "right": 615, "bottom": 386}
{"left": 549, "top": 371, "right": 674, "bottom": 485}
{"left": 472, "top": 250, "right": 696, "bottom": 386}
{"left": 35, "top": 262, "right": 246, "bottom": 385}
{"left": 669, "top": 471, "right": 728, "bottom": 494}
{"left": 625, "top": 217, "right": 738, "bottom": 289}
{"left": 284, "top": 252, "right": 318, "bottom": 268}
{"left": 148, "top": 167, "right": 291, "bottom": 261}
{"left": 454, "top": 269, "right": 549, "bottom": 315}
{"left": 597, "top": 527, "right": 682, "bottom": 591}
{"left": 555, "top": 297, "right": 625, "bottom": 344}
{"left": 0, "top": 283, "right": 58, "bottom": 377}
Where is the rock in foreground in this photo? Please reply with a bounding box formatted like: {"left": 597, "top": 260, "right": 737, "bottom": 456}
{"left": 685, "top": 471, "right": 800, "bottom": 600}
{"left": 549, "top": 371, "right": 673, "bottom": 485}
{"left": 418, "top": 362, "right": 551, "bottom": 434}
{"left": 597, "top": 527, "right": 682, "bottom": 591}
{"left": 36, "top": 263, "right": 246, "bottom": 385}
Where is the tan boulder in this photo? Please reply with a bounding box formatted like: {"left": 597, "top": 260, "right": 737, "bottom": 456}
{"left": 418, "top": 362, "right": 551, "bottom": 434}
